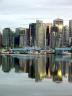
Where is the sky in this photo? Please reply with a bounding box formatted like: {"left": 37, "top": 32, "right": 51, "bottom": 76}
{"left": 0, "top": 0, "right": 72, "bottom": 30}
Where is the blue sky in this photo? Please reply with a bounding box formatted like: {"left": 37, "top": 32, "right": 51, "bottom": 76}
{"left": 0, "top": 0, "right": 72, "bottom": 30}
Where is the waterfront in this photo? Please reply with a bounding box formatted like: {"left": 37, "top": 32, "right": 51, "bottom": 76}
{"left": 0, "top": 54, "right": 72, "bottom": 96}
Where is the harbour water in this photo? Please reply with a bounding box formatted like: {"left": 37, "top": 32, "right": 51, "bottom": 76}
{"left": 0, "top": 54, "right": 72, "bottom": 96}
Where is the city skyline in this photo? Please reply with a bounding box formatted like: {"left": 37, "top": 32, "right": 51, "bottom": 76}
{"left": 0, "top": 0, "right": 72, "bottom": 30}
{"left": 0, "top": 19, "right": 71, "bottom": 32}
{"left": 1, "top": 19, "right": 71, "bottom": 50}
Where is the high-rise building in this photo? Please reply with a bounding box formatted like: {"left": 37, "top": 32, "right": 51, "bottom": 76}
{"left": 45, "top": 23, "right": 52, "bottom": 48}
{"left": 69, "top": 20, "right": 72, "bottom": 46}
{"left": 69, "top": 20, "right": 72, "bottom": 37}
{"left": 2, "top": 28, "right": 13, "bottom": 48}
{"left": 0, "top": 32, "right": 2, "bottom": 48}
{"left": 50, "top": 26, "right": 59, "bottom": 48}
{"left": 14, "top": 28, "right": 30, "bottom": 48}
{"left": 36, "top": 20, "right": 46, "bottom": 48}
{"left": 53, "top": 18, "right": 64, "bottom": 47}
{"left": 29, "top": 23, "right": 36, "bottom": 47}
{"left": 63, "top": 26, "right": 69, "bottom": 47}
{"left": 14, "top": 28, "right": 20, "bottom": 48}
{"left": 26, "top": 29, "right": 30, "bottom": 46}
{"left": 19, "top": 28, "right": 27, "bottom": 48}
{"left": 53, "top": 18, "right": 63, "bottom": 32}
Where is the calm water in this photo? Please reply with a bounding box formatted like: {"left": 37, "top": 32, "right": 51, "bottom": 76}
{"left": 0, "top": 54, "right": 72, "bottom": 96}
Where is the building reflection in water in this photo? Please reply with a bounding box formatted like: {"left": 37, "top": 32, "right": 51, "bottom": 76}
{"left": 2, "top": 55, "right": 12, "bottom": 72}
{"left": 35, "top": 55, "right": 46, "bottom": 82}
{"left": 52, "top": 62, "right": 63, "bottom": 83}
{"left": 0, "top": 55, "right": 2, "bottom": 66}
{"left": 14, "top": 57, "right": 20, "bottom": 72}
{"left": 28, "top": 59, "right": 35, "bottom": 79}
{"left": 0, "top": 54, "right": 72, "bottom": 83}
{"left": 68, "top": 63, "right": 72, "bottom": 82}
{"left": 46, "top": 56, "right": 51, "bottom": 78}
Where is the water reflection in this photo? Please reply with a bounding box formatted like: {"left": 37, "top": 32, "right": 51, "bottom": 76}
{"left": 0, "top": 54, "right": 72, "bottom": 83}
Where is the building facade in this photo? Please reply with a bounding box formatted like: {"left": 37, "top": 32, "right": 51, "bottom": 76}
{"left": 63, "top": 26, "right": 69, "bottom": 47}
{"left": 69, "top": 20, "right": 72, "bottom": 46}
{"left": 2, "top": 28, "right": 13, "bottom": 48}
{"left": 29, "top": 23, "right": 36, "bottom": 47}
{"left": 69, "top": 20, "right": 72, "bottom": 37}
{"left": 45, "top": 23, "right": 52, "bottom": 49}
{"left": 19, "top": 28, "right": 27, "bottom": 48}
{"left": 36, "top": 20, "right": 46, "bottom": 48}
{"left": 53, "top": 18, "right": 64, "bottom": 48}
{"left": 0, "top": 32, "right": 2, "bottom": 48}
{"left": 50, "top": 26, "right": 59, "bottom": 49}
{"left": 14, "top": 28, "right": 20, "bottom": 48}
